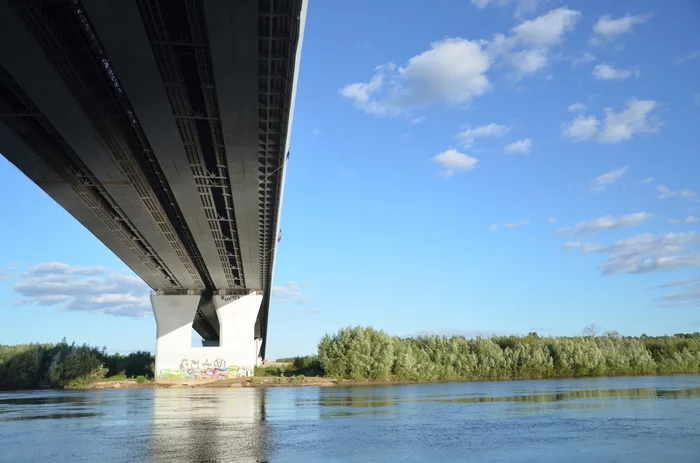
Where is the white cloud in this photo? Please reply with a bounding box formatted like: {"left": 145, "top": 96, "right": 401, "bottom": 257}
{"left": 28, "top": 262, "right": 111, "bottom": 276}
{"left": 505, "top": 219, "right": 531, "bottom": 228}
{"left": 339, "top": 65, "right": 388, "bottom": 115}
{"left": 272, "top": 281, "right": 309, "bottom": 304}
{"left": 571, "top": 51, "right": 596, "bottom": 67}
{"left": 556, "top": 212, "right": 653, "bottom": 236}
{"left": 470, "top": 0, "right": 541, "bottom": 17}
{"left": 311, "top": 128, "right": 323, "bottom": 137}
{"left": 504, "top": 138, "right": 532, "bottom": 154}
{"left": 593, "top": 63, "right": 638, "bottom": 81}
{"left": 499, "top": 7, "right": 581, "bottom": 78}
{"left": 511, "top": 7, "right": 580, "bottom": 47}
{"left": 657, "top": 185, "right": 698, "bottom": 200}
{"left": 432, "top": 149, "right": 478, "bottom": 178}
{"left": 11, "top": 263, "right": 150, "bottom": 318}
{"left": 561, "top": 98, "right": 660, "bottom": 144}
{"left": 590, "top": 166, "right": 628, "bottom": 193}
{"left": 548, "top": 217, "right": 558, "bottom": 223}
{"left": 660, "top": 278, "right": 698, "bottom": 288}
{"left": 668, "top": 216, "right": 700, "bottom": 224}
{"left": 591, "top": 14, "right": 653, "bottom": 44}
{"left": 642, "top": 177, "right": 654, "bottom": 184}
{"left": 662, "top": 283, "right": 700, "bottom": 305}
{"left": 568, "top": 103, "right": 587, "bottom": 112}
{"left": 675, "top": 50, "right": 700, "bottom": 66}
{"left": 562, "top": 114, "right": 600, "bottom": 141}
{"left": 572, "top": 232, "right": 700, "bottom": 275}
{"left": 411, "top": 116, "right": 426, "bottom": 124}
{"left": 489, "top": 224, "right": 499, "bottom": 232}
{"left": 340, "top": 38, "right": 491, "bottom": 115}
{"left": 457, "top": 123, "right": 510, "bottom": 147}
{"left": 564, "top": 241, "right": 581, "bottom": 250}
{"left": 343, "top": 7, "right": 582, "bottom": 115}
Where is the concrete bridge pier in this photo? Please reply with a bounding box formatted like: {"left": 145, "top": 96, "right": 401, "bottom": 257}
{"left": 152, "top": 293, "right": 263, "bottom": 380}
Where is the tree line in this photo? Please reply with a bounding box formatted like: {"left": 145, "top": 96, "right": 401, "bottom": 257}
{"left": 0, "top": 339, "right": 154, "bottom": 390}
{"left": 316, "top": 327, "right": 700, "bottom": 381}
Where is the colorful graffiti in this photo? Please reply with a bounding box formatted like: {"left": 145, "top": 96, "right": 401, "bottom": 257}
{"left": 158, "top": 358, "right": 252, "bottom": 379}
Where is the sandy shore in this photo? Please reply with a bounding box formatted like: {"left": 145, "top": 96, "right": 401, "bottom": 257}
{"left": 71, "top": 376, "right": 341, "bottom": 389}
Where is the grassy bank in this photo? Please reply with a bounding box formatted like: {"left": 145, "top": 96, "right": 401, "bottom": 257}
{"left": 0, "top": 339, "right": 154, "bottom": 390}
{"left": 3, "top": 330, "right": 700, "bottom": 390}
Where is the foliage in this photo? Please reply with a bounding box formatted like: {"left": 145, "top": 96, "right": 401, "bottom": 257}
{"left": 0, "top": 339, "right": 154, "bottom": 390}
{"left": 102, "top": 351, "right": 154, "bottom": 379}
{"left": 254, "top": 356, "right": 323, "bottom": 377}
{"left": 317, "top": 327, "right": 700, "bottom": 381}
{"left": 254, "top": 366, "right": 286, "bottom": 377}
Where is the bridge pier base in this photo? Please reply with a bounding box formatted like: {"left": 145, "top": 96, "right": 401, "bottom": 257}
{"left": 151, "top": 293, "right": 263, "bottom": 381}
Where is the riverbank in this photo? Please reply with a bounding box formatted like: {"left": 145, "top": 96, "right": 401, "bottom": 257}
{"left": 67, "top": 376, "right": 339, "bottom": 389}
{"left": 66, "top": 371, "right": 700, "bottom": 390}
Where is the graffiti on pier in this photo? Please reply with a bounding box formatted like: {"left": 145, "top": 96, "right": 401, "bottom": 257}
{"left": 158, "top": 358, "right": 251, "bottom": 379}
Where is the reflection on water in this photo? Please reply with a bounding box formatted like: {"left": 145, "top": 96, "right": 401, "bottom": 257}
{"left": 149, "top": 389, "right": 268, "bottom": 462}
{"left": 1, "top": 375, "right": 700, "bottom": 462}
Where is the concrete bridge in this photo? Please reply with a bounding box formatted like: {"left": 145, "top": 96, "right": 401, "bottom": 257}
{"left": 0, "top": 0, "right": 306, "bottom": 377}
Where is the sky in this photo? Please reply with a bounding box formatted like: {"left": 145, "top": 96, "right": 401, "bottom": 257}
{"left": 1, "top": 0, "right": 700, "bottom": 359}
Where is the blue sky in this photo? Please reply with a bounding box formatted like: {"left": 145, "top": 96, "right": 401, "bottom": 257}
{"left": 1, "top": 0, "right": 699, "bottom": 359}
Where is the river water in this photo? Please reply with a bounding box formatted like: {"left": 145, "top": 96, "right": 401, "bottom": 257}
{"left": 1, "top": 375, "right": 699, "bottom": 462}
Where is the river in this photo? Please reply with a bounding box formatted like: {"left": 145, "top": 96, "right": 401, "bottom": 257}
{"left": 1, "top": 375, "right": 699, "bottom": 462}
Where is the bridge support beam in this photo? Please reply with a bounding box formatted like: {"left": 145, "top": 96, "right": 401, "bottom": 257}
{"left": 152, "top": 293, "right": 263, "bottom": 381}
{"left": 214, "top": 293, "right": 264, "bottom": 369}
{"left": 152, "top": 294, "right": 202, "bottom": 377}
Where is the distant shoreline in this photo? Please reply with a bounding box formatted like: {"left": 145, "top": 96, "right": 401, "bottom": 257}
{"left": 65, "top": 372, "right": 700, "bottom": 391}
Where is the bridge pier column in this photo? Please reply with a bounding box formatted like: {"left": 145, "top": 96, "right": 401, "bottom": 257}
{"left": 151, "top": 294, "right": 202, "bottom": 377}
{"left": 214, "top": 293, "right": 264, "bottom": 369}
{"left": 151, "top": 293, "right": 263, "bottom": 381}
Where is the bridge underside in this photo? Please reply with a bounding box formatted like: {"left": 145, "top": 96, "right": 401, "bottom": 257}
{"left": 0, "top": 0, "right": 306, "bottom": 362}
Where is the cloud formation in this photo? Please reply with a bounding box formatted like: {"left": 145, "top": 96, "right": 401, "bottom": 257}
{"left": 341, "top": 7, "right": 582, "bottom": 114}
{"left": 457, "top": 123, "right": 510, "bottom": 147}
{"left": 662, "top": 282, "right": 700, "bottom": 305}
{"left": 556, "top": 212, "right": 653, "bottom": 236}
{"left": 340, "top": 38, "right": 491, "bottom": 115}
{"left": 561, "top": 98, "right": 660, "bottom": 144}
{"left": 565, "top": 232, "right": 700, "bottom": 276}
{"left": 659, "top": 278, "right": 699, "bottom": 288}
{"left": 668, "top": 216, "right": 700, "bottom": 224}
{"left": 504, "top": 138, "right": 532, "bottom": 154}
{"left": 11, "top": 263, "right": 151, "bottom": 318}
{"left": 657, "top": 185, "right": 698, "bottom": 200}
{"left": 568, "top": 103, "right": 586, "bottom": 112}
{"left": 492, "top": 7, "right": 581, "bottom": 78}
{"left": 470, "top": 0, "right": 542, "bottom": 18}
{"left": 590, "top": 166, "right": 628, "bottom": 193}
{"left": 432, "top": 149, "right": 478, "bottom": 178}
{"left": 505, "top": 219, "right": 531, "bottom": 228}
{"left": 676, "top": 50, "right": 700, "bottom": 66}
{"left": 592, "top": 63, "right": 639, "bottom": 81}
{"left": 591, "top": 13, "right": 653, "bottom": 45}
{"left": 570, "top": 51, "right": 596, "bottom": 67}
{"left": 572, "top": 232, "right": 700, "bottom": 275}
{"left": 271, "top": 281, "right": 309, "bottom": 304}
